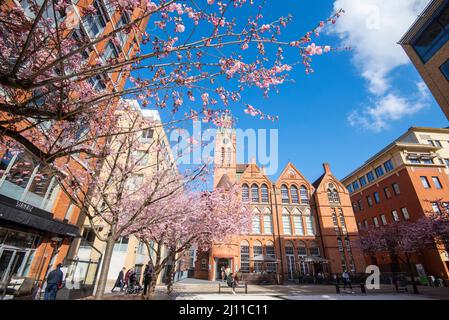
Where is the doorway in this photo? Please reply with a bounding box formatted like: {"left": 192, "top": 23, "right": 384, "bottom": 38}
{"left": 216, "top": 258, "right": 231, "bottom": 281}
{"left": 0, "top": 249, "right": 28, "bottom": 285}
{"left": 286, "top": 255, "right": 295, "bottom": 280}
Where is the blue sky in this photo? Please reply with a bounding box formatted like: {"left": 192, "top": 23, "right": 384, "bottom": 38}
{"left": 139, "top": 0, "right": 448, "bottom": 184}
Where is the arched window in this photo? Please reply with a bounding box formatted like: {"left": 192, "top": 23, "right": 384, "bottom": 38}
{"left": 251, "top": 184, "right": 260, "bottom": 203}
{"left": 305, "top": 215, "right": 315, "bottom": 236}
{"left": 252, "top": 211, "right": 261, "bottom": 234}
{"left": 309, "top": 241, "right": 320, "bottom": 256}
{"left": 290, "top": 185, "right": 299, "bottom": 204}
{"left": 263, "top": 212, "right": 273, "bottom": 235}
{"left": 227, "top": 147, "right": 232, "bottom": 166}
{"left": 298, "top": 241, "right": 307, "bottom": 256}
{"left": 300, "top": 186, "right": 309, "bottom": 204}
{"left": 292, "top": 210, "right": 304, "bottom": 236}
{"left": 261, "top": 184, "right": 269, "bottom": 203}
{"left": 285, "top": 241, "right": 294, "bottom": 255}
{"left": 242, "top": 184, "right": 249, "bottom": 202}
{"left": 253, "top": 241, "right": 263, "bottom": 273}
{"left": 327, "top": 183, "right": 340, "bottom": 203}
{"left": 265, "top": 241, "right": 276, "bottom": 273}
{"left": 282, "top": 209, "right": 292, "bottom": 235}
{"left": 281, "top": 185, "right": 289, "bottom": 203}
{"left": 240, "top": 240, "right": 250, "bottom": 273}
{"left": 221, "top": 147, "right": 225, "bottom": 165}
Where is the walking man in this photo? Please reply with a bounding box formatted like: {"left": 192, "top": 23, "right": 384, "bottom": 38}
{"left": 143, "top": 261, "right": 154, "bottom": 297}
{"left": 44, "top": 263, "right": 64, "bottom": 300}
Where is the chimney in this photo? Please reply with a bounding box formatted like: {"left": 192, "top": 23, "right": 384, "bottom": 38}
{"left": 323, "top": 163, "right": 331, "bottom": 173}
{"left": 250, "top": 157, "right": 256, "bottom": 164}
{"left": 261, "top": 165, "right": 266, "bottom": 175}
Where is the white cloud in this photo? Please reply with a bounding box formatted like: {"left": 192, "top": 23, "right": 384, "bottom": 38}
{"left": 331, "top": 0, "right": 432, "bottom": 131}
{"left": 332, "top": 0, "right": 428, "bottom": 95}
{"left": 347, "top": 81, "right": 430, "bottom": 132}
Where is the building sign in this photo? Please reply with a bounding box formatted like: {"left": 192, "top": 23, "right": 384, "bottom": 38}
{"left": 16, "top": 201, "right": 34, "bottom": 213}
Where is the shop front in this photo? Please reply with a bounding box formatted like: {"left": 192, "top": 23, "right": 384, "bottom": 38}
{"left": 0, "top": 194, "right": 80, "bottom": 299}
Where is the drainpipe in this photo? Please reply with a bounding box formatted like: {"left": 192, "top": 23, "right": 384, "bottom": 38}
{"left": 312, "top": 194, "right": 326, "bottom": 259}
{"left": 271, "top": 184, "right": 284, "bottom": 284}
{"left": 312, "top": 193, "right": 328, "bottom": 273}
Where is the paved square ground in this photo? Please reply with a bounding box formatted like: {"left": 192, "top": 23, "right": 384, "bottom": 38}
{"left": 96, "top": 278, "right": 449, "bottom": 300}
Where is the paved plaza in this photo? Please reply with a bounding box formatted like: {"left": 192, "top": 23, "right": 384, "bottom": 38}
{"left": 95, "top": 278, "right": 449, "bottom": 301}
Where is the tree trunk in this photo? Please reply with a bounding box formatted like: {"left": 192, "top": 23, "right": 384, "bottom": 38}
{"left": 145, "top": 269, "right": 161, "bottom": 300}
{"left": 406, "top": 258, "right": 419, "bottom": 294}
{"left": 166, "top": 264, "right": 175, "bottom": 295}
{"left": 94, "top": 238, "right": 115, "bottom": 300}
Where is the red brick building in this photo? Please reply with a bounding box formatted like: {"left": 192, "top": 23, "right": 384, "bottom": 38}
{"left": 0, "top": 0, "right": 149, "bottom": 298}
{"left": 342, "top": 127, "right": 449, "bottom": 284}
{"left": 194, "top": 126, "right": 365, "bottom": 283}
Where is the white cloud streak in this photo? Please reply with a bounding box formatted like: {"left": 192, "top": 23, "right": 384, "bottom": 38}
{"left": 331, "top": 0, "right": 431, "bottom": 131}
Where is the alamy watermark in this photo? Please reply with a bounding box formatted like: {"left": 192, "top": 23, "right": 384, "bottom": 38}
{"left": 169, "top": 121, "right": 279, "bottom": 175}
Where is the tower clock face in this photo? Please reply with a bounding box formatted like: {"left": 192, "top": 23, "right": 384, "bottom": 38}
{"left": 223, "top": 138, "right": 229, "bottom": 145}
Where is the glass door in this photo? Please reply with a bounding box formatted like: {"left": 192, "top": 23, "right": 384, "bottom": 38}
{"left": 0, "top": 249, "right": 28, "bottom": 284}
{"left": 0, "top": 249, "right": 15, "bottom": 284}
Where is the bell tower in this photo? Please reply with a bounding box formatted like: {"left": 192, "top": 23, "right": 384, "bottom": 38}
{"left": 213, "top": 114, "right": 237, "bottom": 187}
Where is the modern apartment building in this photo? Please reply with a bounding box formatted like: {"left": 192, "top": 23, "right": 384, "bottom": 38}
{"left": 71, "top": 99, "right": 180, "bottom": 292}
{"left": 194, "top": 124, "right": 365, "bottom": 283}
{"left": 0, "top": 0, "right": 149, "bottom": 298}
{"left": 399, "top": 0, "right": 449, "bottom": 120}
{"left": 342, "top": 127, "right": 449, "bottom": 283}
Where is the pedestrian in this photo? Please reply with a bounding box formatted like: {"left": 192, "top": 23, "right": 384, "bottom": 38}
{"left": 127, "top": 268, "right": 137, "bottom": 293}
{"left": 143, "top": 261, "right": 154, "bottom": 297}
{"left": 124, "top": 267, "right": 131, "bottom": 290}
{"left": 225, "top": 265, "right": 232, "bottom": 278}
{"left": 221, "top": 266, "right": 226, "bottom": 282}
{"left": 342, "top": 270, "right": 353, "bottom": 292}
{"left": 44, "top": 263, "right": 64, "bottom": 300}
{"left": 112, "top": 267, "right": 126, "bottom": 292}
{"left": 226, "top": 272, "right": 239, "bottom": 295}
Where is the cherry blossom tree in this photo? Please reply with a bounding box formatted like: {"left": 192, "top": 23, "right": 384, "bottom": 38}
{"left": 360, "top": 215, "right": 449, "bottom": 294}
{"left": 0, "top": 0, "right": 345, "bottom": 174}
{"left": 55, "top": 103, "right": 207, "bottom": 299}
{"left": 131, "top": 183, "right": 250, "bottom": 299}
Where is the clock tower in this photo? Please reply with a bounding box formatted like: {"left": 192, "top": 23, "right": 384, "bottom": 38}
{"left": 213, "top": 114, "right": 237, "bottom": 187}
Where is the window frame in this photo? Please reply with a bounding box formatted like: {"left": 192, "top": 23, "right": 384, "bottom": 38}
{"left": 420, "top": 176, "right": 431, "bottom": 189}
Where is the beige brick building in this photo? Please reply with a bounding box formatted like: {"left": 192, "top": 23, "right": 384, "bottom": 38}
{"left": 399, "top": 0, "right": 449, "bottom": 120}
{"left": 71, "top": 99, "right": 180, "bottom": 291}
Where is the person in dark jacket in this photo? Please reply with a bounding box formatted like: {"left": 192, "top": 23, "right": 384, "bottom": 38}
{"left": 44, "top": 263, "right": 64, "bottom": 300}
{"left": 112, "top": 267, "right": 126, "bottom": 292}
{"left": 142, "top": 261, "right": 154, "bottom": 296}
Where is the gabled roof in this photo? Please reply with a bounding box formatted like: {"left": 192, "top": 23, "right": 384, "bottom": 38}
{"left": 313, "top": 163, "right": 347, "bottom": 193}
{"left": 236, "top": 164, "right": 249, "bottom": 174}
{"left": 216, "top": 174, "right": 233, "bottom": 189}
{"left": 276, "top": 162, "right": 310, "bottom": 183}
{"left": 312, "top": 173, "right": 326, "bottom": 189}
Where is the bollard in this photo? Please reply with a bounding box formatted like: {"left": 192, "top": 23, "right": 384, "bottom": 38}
{"left": 335, "top": 284, "right": 340, "bottom": 294}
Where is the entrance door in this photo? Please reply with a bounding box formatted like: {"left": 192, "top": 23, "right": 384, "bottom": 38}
{"left": 286, "top": 255, "right": 295, "bottom": 280}
{"left": 0, "top": 249, "right": 27, "bottom": 284}
{"left": 216, "top": 259, "right": 230, "bottom": 281}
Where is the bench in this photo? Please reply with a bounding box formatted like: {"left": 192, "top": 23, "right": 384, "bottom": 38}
{"left": 218, "top": 282, "right": 248, "bottom": 294}
{"left": 335, "top": 282, "right": 366, "bottom": 294}
{"left": 394, "top": 280, "right": 408, "bottom": 293}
